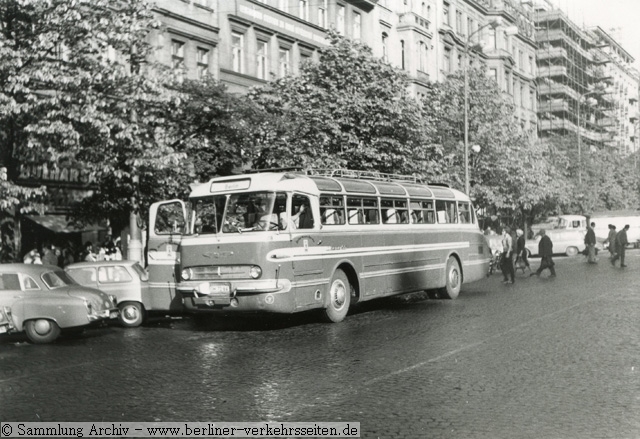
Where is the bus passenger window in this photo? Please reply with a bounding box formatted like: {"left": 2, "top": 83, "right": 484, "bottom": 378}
{"left": 384, "top": 209, "right": 397, "bottom": 224}
{"left": 367, "top": 209, "right": 379, "bottom": 224}
{"left": 436, "top": 200, "right": 457, "bottom": 224}
{"left": 320, "top": 195, "right": 345, "bottom": 226}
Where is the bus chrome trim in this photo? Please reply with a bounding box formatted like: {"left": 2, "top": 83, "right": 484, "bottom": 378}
{"left": 267, "top": 241, "right": 469, "bottom": 261}
{"left": 359, "top": 263, "right": 446, "bottom": 279}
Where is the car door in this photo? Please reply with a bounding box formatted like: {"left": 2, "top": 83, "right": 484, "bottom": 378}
{"left": 0, "top": 273, "right": 23, "bottom": 332}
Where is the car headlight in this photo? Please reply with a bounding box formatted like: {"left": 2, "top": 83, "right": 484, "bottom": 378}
{"left": 181, "top": 268, "right": 193, "bottom": 281}
{"left": 249, "top": 265, "right": 262, "bottom": 279}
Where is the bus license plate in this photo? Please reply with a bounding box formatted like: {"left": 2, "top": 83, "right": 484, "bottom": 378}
{"left": 199, "top": 282, "right": 231, "bottom": 295}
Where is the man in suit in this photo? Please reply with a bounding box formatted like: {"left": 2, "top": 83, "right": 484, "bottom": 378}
{"left": 611, "top": 225, "right": 630, "bottom": 268}
{"left": 532, "top": 229, "right": 556, "bottom": 277}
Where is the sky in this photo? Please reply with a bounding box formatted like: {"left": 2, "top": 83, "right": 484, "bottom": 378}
{"left": 552, "top": 0, "right": 640, "bottom": 68}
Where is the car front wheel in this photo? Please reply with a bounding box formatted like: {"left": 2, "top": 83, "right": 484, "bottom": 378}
{"left": 25, "top": 319, "right": 61, "bottom": 344}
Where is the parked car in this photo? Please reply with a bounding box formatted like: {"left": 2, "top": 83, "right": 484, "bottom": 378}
{"left": 0, "top": 264, "right": 118, "bottom": 344}
{"left": 525, "top": 215, "right": 587, "bottom": 257}
{"left": 65, "top": 260, "right": 149, "bottom": 327}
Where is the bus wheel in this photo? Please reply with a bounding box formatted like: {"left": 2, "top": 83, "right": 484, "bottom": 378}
{"left": 439, "top": 257, "right": 461, "bottom": 300}
{"left": 566, "top": 246, "right": 579, "bottom": 257}
{"left": 25, "top": 319, "right": 61, "bottom": 344}
{"left": 323, "top": 269, "right": 351, "bottom": 323}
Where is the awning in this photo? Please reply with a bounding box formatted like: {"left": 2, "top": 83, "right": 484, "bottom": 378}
{"left": 24, "top": 215, "right": 105, "bottom": 234}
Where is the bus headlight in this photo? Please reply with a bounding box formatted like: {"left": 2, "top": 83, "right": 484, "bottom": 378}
{"left": 249, "top": 266, "right": 262, "bottom": 279}
{"left": 181, "top": 268, "right": 193, "bottom": 281}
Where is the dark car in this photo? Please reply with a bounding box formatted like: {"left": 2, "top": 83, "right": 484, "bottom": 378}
{"left": 0, "top": 264, "right": 118, "bottom": 344}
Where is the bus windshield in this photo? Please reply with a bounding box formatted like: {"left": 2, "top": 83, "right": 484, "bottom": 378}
{"left": 193, "top": 192, "right": 287, "bottom": 234}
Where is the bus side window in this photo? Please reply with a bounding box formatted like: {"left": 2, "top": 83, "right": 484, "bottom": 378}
{"left": 385, "top": 209, "right": 397, "bottom": 224}
{"left": 436, "top": 200, "right": 457, "bottom": 224}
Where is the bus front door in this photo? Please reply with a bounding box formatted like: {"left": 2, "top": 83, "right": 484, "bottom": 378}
{"left": 146, "top": 200, "right": 186, "bottom": 312}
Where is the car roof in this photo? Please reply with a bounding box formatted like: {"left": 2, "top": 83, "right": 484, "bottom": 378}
{"left": 0, "top": 263, "right": 62, "bottom": 274}
{"left": 65, "top": 260, "right": 139, "bottom": 269}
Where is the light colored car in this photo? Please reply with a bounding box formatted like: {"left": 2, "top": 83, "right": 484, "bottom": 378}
{"left": 0, "top": 263, "right": 118, "bottom": 344}
{"left": 525, "top": 215, "right": 587, "bottom": 257}
{"left": 65, "top": 260, "right": 149, "bottom": 327}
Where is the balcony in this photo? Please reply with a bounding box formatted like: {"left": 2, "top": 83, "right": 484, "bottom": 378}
{"left": 538, "top": 81, "right": 579, "bottom": 101}
{"left": 597, "top": 117, "right": 615, "bottom": 127}
{"left": 537, "top": 65, "right": 567, "bottom": 78}
{"left": 397, "top": 12, "right": 431, "bottom": 34}
{"left": 539, "top": 100, "right": 570, "bottom": 113}
{"left": 539, "top": 119, "right": 612, "bottom": 143}
{"left": 537, "top": 47, "right": 567, "bottom": 61}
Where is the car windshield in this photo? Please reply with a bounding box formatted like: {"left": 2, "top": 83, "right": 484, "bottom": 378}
{"left": 193, "top": 192, "right": 287, "bottom": 233}
{"left": 42, "top": 270, "right": 77, "bottom": 289}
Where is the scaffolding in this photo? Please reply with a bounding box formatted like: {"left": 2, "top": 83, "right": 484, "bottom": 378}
{"left": 534, "top": 7, "right": 614, "bottom": 149}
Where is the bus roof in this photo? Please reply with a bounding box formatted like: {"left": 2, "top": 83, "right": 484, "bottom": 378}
{"left": 190, "top": 171, "right": 470, "bottom": 201}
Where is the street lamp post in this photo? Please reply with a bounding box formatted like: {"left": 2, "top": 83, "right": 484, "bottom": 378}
{"left": 463, "top": 18, "right": 517, "bottom": 195}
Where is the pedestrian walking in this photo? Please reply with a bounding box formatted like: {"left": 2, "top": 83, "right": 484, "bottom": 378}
{"left": 611, "top": 224, "right": 629, "bottom": 268}
{"left": 604, "top": 224, "right": 617, "bottom": 259}
{"left": 585, "top": 222, "right": 597, "bottom": 264}
{"left": 500, "top": 226, "right": 515, "bottom": 284}
{"left": 531, "top": 229, "right": 556, "bottom": 277}
{"left": 515, "top": 229, "right": 531, "bottom": 274}
{"left": 42, "top": 243, "right": 58, "bottom": 266}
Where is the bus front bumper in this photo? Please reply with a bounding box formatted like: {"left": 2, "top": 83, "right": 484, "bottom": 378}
{"left": 177, "top": 279, "right": 293, "bottom": 313}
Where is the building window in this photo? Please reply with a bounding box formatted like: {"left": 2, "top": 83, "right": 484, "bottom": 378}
{"left": 299, "top": 0, "right": 308, "bottom": 21}
{"left": 419, "top": 41, "right": 428, "bottom": 72}
{"left": 318, "top": 0, "right": 327, "bottom": 28}
{"left": 529, "top": 55, "right": 534, "bottom": 74}
{"left": 444, "top": 47, "right": 451, "bottom": 72}
{"left": 467, "top": 18, "right": 474, "bottom": 41}
{"left": 489, "top": 68, "right": 498, "bottom": 83}
{"left": 256, "top": 40, "right": 268, "bottom": 80}
{"left": 232, "top": 32, "right": 244, "bottom": 73}
{"left": 353, "top": 11, "right": 361, "bottom": 40}
{"left": 337, "top": 4, "right": 345, "bottom": 35}
{"left": 443, "top": 2, "right": 450, "bottom": 26}
{"left": 279, "top": 47, "right": 290, "bottom": 77}
{"left": 518, "top": 50, "right": 523, "bottom": 69}
{"left": 488, "top": 28, "right": 496, "bottom": 49}
{"left": 456, "top": 11, "right": 463, "bottom": 36}
{"left": 400, "top": 40, "right": 405, "bottom": 70}
{"left": 382, "top": 33, "right": 388, "bottom": 62}
{"left": 197, "top": 47, "right": 209, "bottom": 79}
{"left": 502, "top": 31, "right": 508, "bottom": 50}
{"left": 171, "top": 40, "right": 184, "bottom": 70}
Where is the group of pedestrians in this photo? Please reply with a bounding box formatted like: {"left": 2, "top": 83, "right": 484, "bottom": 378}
{"left": 497, "top": 226, "right": 557, "bottom": 284}
{"left": 496, "top": 220, "right": 632, "bottom": 283}
{"left": 582, "top": 221, "right": 630, "bottom": 267}
{"left": 22, "top": 235, "right": 123, "bottom": 267}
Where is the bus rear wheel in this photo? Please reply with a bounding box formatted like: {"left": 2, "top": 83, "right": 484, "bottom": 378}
{"left": 439, "top": 256, "right": 461, "bottom": 300}
{"left": 322, "top": 269, "right": 351, "bottom": 323}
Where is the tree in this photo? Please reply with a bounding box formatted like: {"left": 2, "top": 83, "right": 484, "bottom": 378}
{"left": 248, "top": 31, "right": 441, "bottom": 179}
{"left": 422, "top": 69, "right": 568, "bottom": 229}
{"left": 0, "top": 0, "right": 183, "bottom": 232}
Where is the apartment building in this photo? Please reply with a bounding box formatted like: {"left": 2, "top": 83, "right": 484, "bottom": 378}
{"left": 151, "top": 0, "right": 376, "bottom": 93}
{"left": 534, "top": 1, "right": 615, "bottom": 148}
{"left": 589, "top": 26, "right": 640, "bottom": 155}
{"left": 149, "top": 0, "right": 639, "bottom": 149}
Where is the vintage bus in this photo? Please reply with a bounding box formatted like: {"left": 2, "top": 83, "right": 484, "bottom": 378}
{"left": 146, "top": 170, "right": 491, "bottom": 323}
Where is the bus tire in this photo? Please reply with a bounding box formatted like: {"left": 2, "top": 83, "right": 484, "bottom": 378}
{"left": 439, "top": 256, "right": 461, "bottom": 300}
{"left": 322, "top": 269, "right": 351, "bottom": 323}
{"left": 25, "top": 319, "right": 61, "bottom": 344}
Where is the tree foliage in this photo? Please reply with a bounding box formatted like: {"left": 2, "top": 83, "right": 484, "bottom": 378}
{"left": 0, "top": 0, "right": 184, "bottom": 230}
{"left": 248, "top": 31, "right": 442, "bottom": 179}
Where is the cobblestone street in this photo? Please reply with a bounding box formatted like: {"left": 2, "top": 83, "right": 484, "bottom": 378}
{"left": 2, "top": 252, "right": 640, "bottom": 439}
